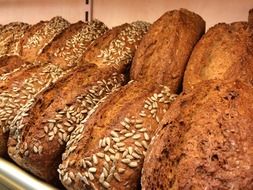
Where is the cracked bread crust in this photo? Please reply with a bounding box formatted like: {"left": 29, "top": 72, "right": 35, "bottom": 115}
{"left": 183, "top": 22, "right": 253, "bottom": 91}
{"left": 130, "top": 8, "right": 205, "bottom": 92}
{"left": 142, "top": 80, "right": 253, "bottom": 190}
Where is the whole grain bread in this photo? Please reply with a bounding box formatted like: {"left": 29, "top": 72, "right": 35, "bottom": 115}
{"left": 130, "top": 8, "right": 205, "bottom": 93}
{"left": 0, "top": 17, "right": 69, "bottom": 84}
{"left": 18, "top": 16, "right": 70, "bottom": 63}
{"left": 183, "top": 21, "right": 253, "bottom": 91}
{"left": 0, "top": 22, "right": 30, "bottom": 57}
{"left": 142, "top": 80, "right": 253, "bottom": 190}
{"left": 0, "top": 20, "right": 108, "bottom": 156}
{"left": 59, "top": 9, "right": 205, "bottom": 190}
{"left": 7, "top": 22, "right": 149, "bottom": 181}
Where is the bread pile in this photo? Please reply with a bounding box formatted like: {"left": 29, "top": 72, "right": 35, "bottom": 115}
{"left": 0, "top": 8, "right": 252, "bottom": 190}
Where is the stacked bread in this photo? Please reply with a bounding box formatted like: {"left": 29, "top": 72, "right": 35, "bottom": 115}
{"left": 0, "top": 19, "right": 108, "bottom": 156}
{"left": 142, "top": 9, "right": 253, "bottom": 190}
{"left": 0, "top": 8, "right": 252, "bottom": 190}
{"left": 8, "top": 21, "right": 149, "bottom": 181}
{"left": 58, "top": 9, "right": 205, "bottom": 190}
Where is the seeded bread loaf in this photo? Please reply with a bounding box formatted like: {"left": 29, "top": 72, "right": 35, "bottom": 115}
{"left": 59, "top": 9, "right": 205, "bottom": 190}
{"left": 130, "top": 8, "right": 205, "bottom": 93}
{"left": 183, "top": 21, "right": 253, "bottom": 91}
{"left": 7, "top": 22, "right": 149, "bottom": 182}
{"left": 0, "top": 22, "right": 30, "bottom": 57}
{"left": 0, "top": 17, "right": 69, "bottom": 82}
{"left": 142, "top": 80, "right": 253, "bottom": 190}
{"left": 0, "top": 20, "right": 108, "bottom": 156}
{"left": 18, "top": 16, "right": 70, "bottom": 63}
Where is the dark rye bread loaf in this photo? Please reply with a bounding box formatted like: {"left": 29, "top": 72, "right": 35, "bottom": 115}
{"left": 18, "top": 16, "right": 70, "bottom": 63}
{"left": 142, "top": 80, "right": 253, "bottom": 190}
{"left": 7, "top": 22, "right": 149, "bottom": 181}
{"left": 59, "top": 9, "right": 205, "bottom": 190}
{"left": 183, "top": 21, "right": 253, "bottom": 91}
{"left": 0, "top": 20, "right": 108, "bottom": 156}
{"left": 0, "top": 22, "right": 30, "bottom": 57}
{"left": 130, "top": 8, "right": 205, "bottom": 93}
{"left": 0, "top": 17, "right": 69, "bottom": 82}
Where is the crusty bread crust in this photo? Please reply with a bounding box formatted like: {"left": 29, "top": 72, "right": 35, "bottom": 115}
{"left": 130, "top": 8, "right": 205, "bottom": 92}
{"left": 0, "top": 20, "right": 108, "bottom": 156}
{"left": 7, "top": 22, "right": 149, "bottom": 181}
{"left": 59, "top": 9, "right": 205, "bottom": 190}
{"left": 142, "top": 80, "right": 253, "bottom": 190}
{"left": 19, "top": 16, "right": 70, "bottom": 63}
{"left": 183, "top": 22, "right": 253, "bottom": 91}
{"left": 0, "top": 22, "right": 30, "bottom": 57}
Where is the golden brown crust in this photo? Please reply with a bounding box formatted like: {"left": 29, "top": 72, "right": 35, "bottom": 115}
{"left": 183, "top": 22, "right": 253, "bottom": 91}
{"left": 130, "top": 8, "right": 205, "bottom": 92}
{"left": 0, "top": 22, "right": 30, "bottom": 57}
{"left": 59, "top": 81, "right": 176, "bottom": 190}
{"left": 8, "top": 65, "right": 126, "bottom": 181}
{"left": 0, "top": 56, "right": 29, "bottom": 78}
{"left": 19, "top": 16, "right": 70, "bottom": 63}
{"left": 59, "top": 9, "right": 205, "bottom": 190}
{"left": 0, "top": 20, "right": 108, "bottom": 157}
{"left": 142, "top": 80, "right": 253, "bottom": 190}
{"left": 7, "top": 22, "right": 148, "bottom": 181}
{"left": 81, "top": 22, "right": 150, "bottom": 73}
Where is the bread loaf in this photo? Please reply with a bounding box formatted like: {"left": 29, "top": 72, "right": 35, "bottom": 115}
{"left": 0, "top": 20, "right": 108, "bottom": 156}
{"left": 183, "top": 21, "right": 253, "bottom": 91}
{"left": 7, "top": 22, "right": 149, "bottom": 181}
{"left": 0, "top": 22, "right": 30, "bottom": 57}
{"left": 18, "top": 16, "right": 70, "bottom": 62}
{"left": 142, "top": 80, "right": 253, "bottom": 190}
{"left": 59, "top": 9, "right": 205, "bottom": 190}
{"left": 0, "top": 17, "right": 69, "bottom": 82}
{"left": 130, "top": 9, "right": 205, "bottom": 93}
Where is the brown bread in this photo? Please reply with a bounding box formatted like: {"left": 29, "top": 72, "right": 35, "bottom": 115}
{"left": 7, "top": 22, "right": 149, "bottom": 181}
{"left": 18, "top": 16, "right": 70, "bottom": 63}
{"left": 130, "top": 9, "right": 205, "bottom": 93}
{"left": 59, "top": 9, "right": 205, "bottom": 190}
{"left": 0, "top": 17, "right": 69, "bottom": 83}
{"left": 0, "top": 22, "right": 30, "bottom": 57}
{"left": 0, "top": 20, "right": 108, "bottom": 156}
{"left": 142, "top": 80, "right": 253, "bottom": 190}
{"left": 183, "top": 21, "right": 253, "bottom": 91}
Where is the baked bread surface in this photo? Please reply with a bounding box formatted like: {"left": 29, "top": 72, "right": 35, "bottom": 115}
{"left": 142, "top": 80, "right": 253, "bottom": 190}
{"left": 183, "top": 22, "right": 253, "bottom": 90}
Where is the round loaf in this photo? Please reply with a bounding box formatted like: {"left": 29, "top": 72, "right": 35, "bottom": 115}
{"left": 142, "top": 80, "right": 253, "bottom": 189}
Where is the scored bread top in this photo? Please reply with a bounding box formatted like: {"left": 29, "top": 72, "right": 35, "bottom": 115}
{"left": 0, "top": 22, "right": 30, "bottom": 57}
{"left": 183, "top": 21, "right": 253, "bottom": 91}
{"left": 7, "top": 21, "right": 149, "bottom": 181}
{"left": 0, "top": 20, "right": 108, "bottom": 157}
{"left": 142, "top": 80, "right": 253, "bottom": 190}
{"left": 19, "top": 16, "right": 70, "bottom": 63}
{"left": 130, "top": 8, "right": 205, "bottom": 92}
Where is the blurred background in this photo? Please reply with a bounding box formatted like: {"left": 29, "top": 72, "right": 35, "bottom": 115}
{"left": 0, "top": 0, "right": 252, "bottom": 29}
